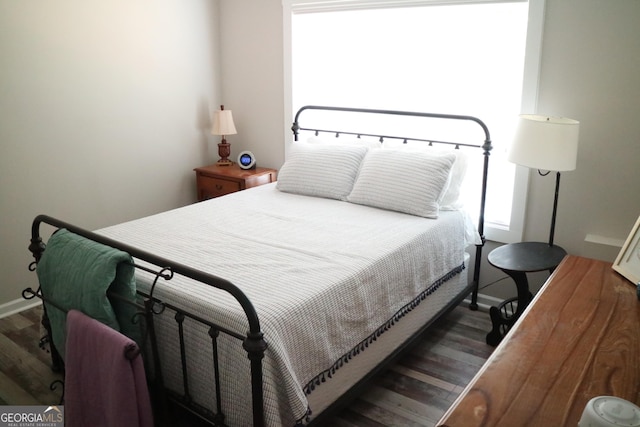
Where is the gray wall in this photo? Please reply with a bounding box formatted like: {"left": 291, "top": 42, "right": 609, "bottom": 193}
{"left": 0, "top": 0, "right": 221, "bottom": 310}
{"left": 515, "top": 0, "right": 640, "bottom": 296}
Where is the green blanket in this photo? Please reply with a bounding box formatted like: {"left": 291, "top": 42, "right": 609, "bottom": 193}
{"left": 37, "top": 229, "right": 139, "bottom": 361}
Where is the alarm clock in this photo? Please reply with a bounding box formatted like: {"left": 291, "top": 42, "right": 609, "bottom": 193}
{"left": 237, "top": 151, "right": 256, "bottom": 170}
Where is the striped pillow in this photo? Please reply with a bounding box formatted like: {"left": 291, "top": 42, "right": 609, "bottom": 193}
{"left": 347, "top": 149, "right": 456, "bottom": 218}
{"left": 276, "top": 143, "right": 369, "bottom": 200}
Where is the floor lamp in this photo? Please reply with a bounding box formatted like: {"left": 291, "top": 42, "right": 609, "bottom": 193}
{"left": 484, "top": 114, "right": 580, "bottom": 346}
{"left": 508, "top": 114, "right": 580, "bottom": 247}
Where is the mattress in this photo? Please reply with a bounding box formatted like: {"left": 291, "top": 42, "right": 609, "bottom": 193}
{"left": 97, "top": 183, "right": 475, "bottom": 426}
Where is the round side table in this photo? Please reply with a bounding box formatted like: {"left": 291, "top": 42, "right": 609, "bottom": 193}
{"left": 485, "top": 241, "right": 567, "bottom": 346}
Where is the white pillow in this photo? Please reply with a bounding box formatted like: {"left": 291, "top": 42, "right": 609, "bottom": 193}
{"left": 382, "top": 142, "right": 469, "bottom": 210}
{"left": 438, "top": 150, "right": 468, "bottom": 210}
{"left": 276, "top": 143, "right": 369, "bottom": 200}
{"left": 347, "top": 149, "right": 456, "bottom": 218}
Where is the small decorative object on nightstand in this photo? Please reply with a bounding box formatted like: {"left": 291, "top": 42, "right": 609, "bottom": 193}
{"left": 211, "top": 105, "right": 237, "bottom": 166}
{"left": 194, "top": 163, "right": 277, "bottom": 201}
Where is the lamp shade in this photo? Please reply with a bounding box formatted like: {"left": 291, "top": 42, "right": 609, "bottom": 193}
{"left": 211, "top": 107, "right": 237, "bottom": 136}
{"left": 508, "top": 114, "right": 580, "bottom": 172}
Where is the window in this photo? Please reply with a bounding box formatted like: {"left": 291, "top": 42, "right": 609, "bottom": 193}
{"left": 284, "top": 0, "right": 545, "bottom": 243}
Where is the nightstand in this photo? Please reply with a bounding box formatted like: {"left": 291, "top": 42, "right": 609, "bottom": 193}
{"left": 485, "top": 241, "right": 567, "bottom": 346}
{"left": 194, "top": 164, "right": 277, "bottom": 201}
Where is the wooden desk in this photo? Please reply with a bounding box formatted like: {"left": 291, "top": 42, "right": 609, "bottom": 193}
{"left": 437, "top": 255, "right": 640, "bottom": 427}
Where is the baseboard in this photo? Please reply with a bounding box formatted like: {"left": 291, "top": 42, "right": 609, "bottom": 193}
{"left": 0, "top": 297, "right": 42, "bottom": 320}
{"left": 463, "top": 292, "right": 502, "bottom": 313}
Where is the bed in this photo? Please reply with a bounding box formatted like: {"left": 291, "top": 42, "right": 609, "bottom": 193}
{"left": 24, "top": 106, "right": 492, "bottom": 427}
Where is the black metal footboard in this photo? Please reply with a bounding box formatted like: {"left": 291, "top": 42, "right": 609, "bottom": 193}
{"left": 25, "top": 214, "right": 267, "bottom": 427}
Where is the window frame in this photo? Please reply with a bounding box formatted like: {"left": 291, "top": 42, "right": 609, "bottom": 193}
{"left": 282, "top": 0, "right": 545, "bottom": 243}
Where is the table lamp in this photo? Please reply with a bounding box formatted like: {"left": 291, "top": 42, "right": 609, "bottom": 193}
{"left": 212, "top": 105, "right": 237, "bottom": 166}
{"left": 508, "top": 114, "right": 580, "bottom": 247}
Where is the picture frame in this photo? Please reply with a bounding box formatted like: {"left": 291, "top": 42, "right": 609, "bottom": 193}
{"left": 612, "top": 215, "right": 640, "bottom": 289}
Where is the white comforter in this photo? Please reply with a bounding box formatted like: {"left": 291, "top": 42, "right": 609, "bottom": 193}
{"left": 98, "top": 183, "right": 474, "bottom": 426}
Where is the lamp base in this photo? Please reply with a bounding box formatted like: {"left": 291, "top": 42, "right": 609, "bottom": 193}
{"left": 218, "top": 140, "right": 232, "bottom": 166}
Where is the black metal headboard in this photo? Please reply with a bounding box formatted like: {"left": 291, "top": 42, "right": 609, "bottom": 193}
{"left": 291, "top": 105, "right": 492, "bottom": 309}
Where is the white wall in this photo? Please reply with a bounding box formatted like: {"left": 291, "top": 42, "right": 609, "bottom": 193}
{"left": 219, "top": 0, "right": 640, "bottom": 300}
{"left": 0, "top": 0, "right": 222, "bottom": 309}
{"left": 218, "top": 0, "right": 286, "bottom": 169}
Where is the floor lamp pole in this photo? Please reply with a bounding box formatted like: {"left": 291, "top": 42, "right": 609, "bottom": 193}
{"left": 549, "top": 171, "right": 561, "bottom": 247}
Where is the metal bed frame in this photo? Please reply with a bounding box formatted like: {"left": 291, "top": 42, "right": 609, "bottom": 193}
{"left": 293, "top": 105, "right": 492, "bottom": 311}
{"left": 23, "top": 105, "right": 491, "bottom": 427}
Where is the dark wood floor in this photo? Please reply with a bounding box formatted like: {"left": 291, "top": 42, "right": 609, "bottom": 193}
{"left": 322, "top": 304, "right": 493, "bottom": 426}
{"left": 0, "top": 303, "right": 492, "bottom": 426}
{"left": 0, "top": 304, "right": 63, "bottom": 406}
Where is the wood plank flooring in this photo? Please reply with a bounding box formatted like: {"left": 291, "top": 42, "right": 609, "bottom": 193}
{"left": 0, "top": 305, "right": 63, "bottom": 406}
{"left": 322, "top": 304, "right": 493, "bottom": 426}
{"left": 0, "top": 303, "right": 492, "bottom": 426}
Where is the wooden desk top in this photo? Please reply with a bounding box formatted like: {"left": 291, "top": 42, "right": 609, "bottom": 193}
{"left": 438, "top": 255, "right": 640, "bottom": 427}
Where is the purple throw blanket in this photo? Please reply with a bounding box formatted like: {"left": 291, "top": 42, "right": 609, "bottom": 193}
{"left": 64, "top": 309, "right": 153, "bottom": 427}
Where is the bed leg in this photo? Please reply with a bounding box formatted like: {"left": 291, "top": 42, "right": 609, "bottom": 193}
{"left": 143, "top": 298, "right": 170, "bottom": 426}
{"left": 29, "top": 234, "right": 64, "bottom": 370}
{"left": 243, "top": 331, "right": 268, "bottom": 427}
{"left": 41, "top": 305, "right": 64, "bottom": 372}
{"left": 469, "top": 244, "right": 483, "bottom": 311}
{"left": 469, "top": 285, "right": 479, "bottom": 311}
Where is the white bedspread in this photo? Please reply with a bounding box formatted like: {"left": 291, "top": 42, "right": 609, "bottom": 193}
{"left": 97, "top": 183, "right": 473, "bottom": 426}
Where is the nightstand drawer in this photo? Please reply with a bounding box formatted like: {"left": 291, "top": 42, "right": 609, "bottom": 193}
{"left": 198, "top": 176, "right": 241, "bottom": 199}
{"left": 245, "top": 173, "right": 276, "bottom": 188}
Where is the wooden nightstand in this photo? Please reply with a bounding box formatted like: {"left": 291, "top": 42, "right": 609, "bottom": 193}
{"left": 194, "top": 164, "right": 277, "bottom": 201}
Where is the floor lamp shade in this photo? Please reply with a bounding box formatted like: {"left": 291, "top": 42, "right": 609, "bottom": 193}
{"left": 508, "top": 115, "right": 579, "bottom": 172}
{"left": 507, "top": 114, "right": 580, "bottom": 247}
